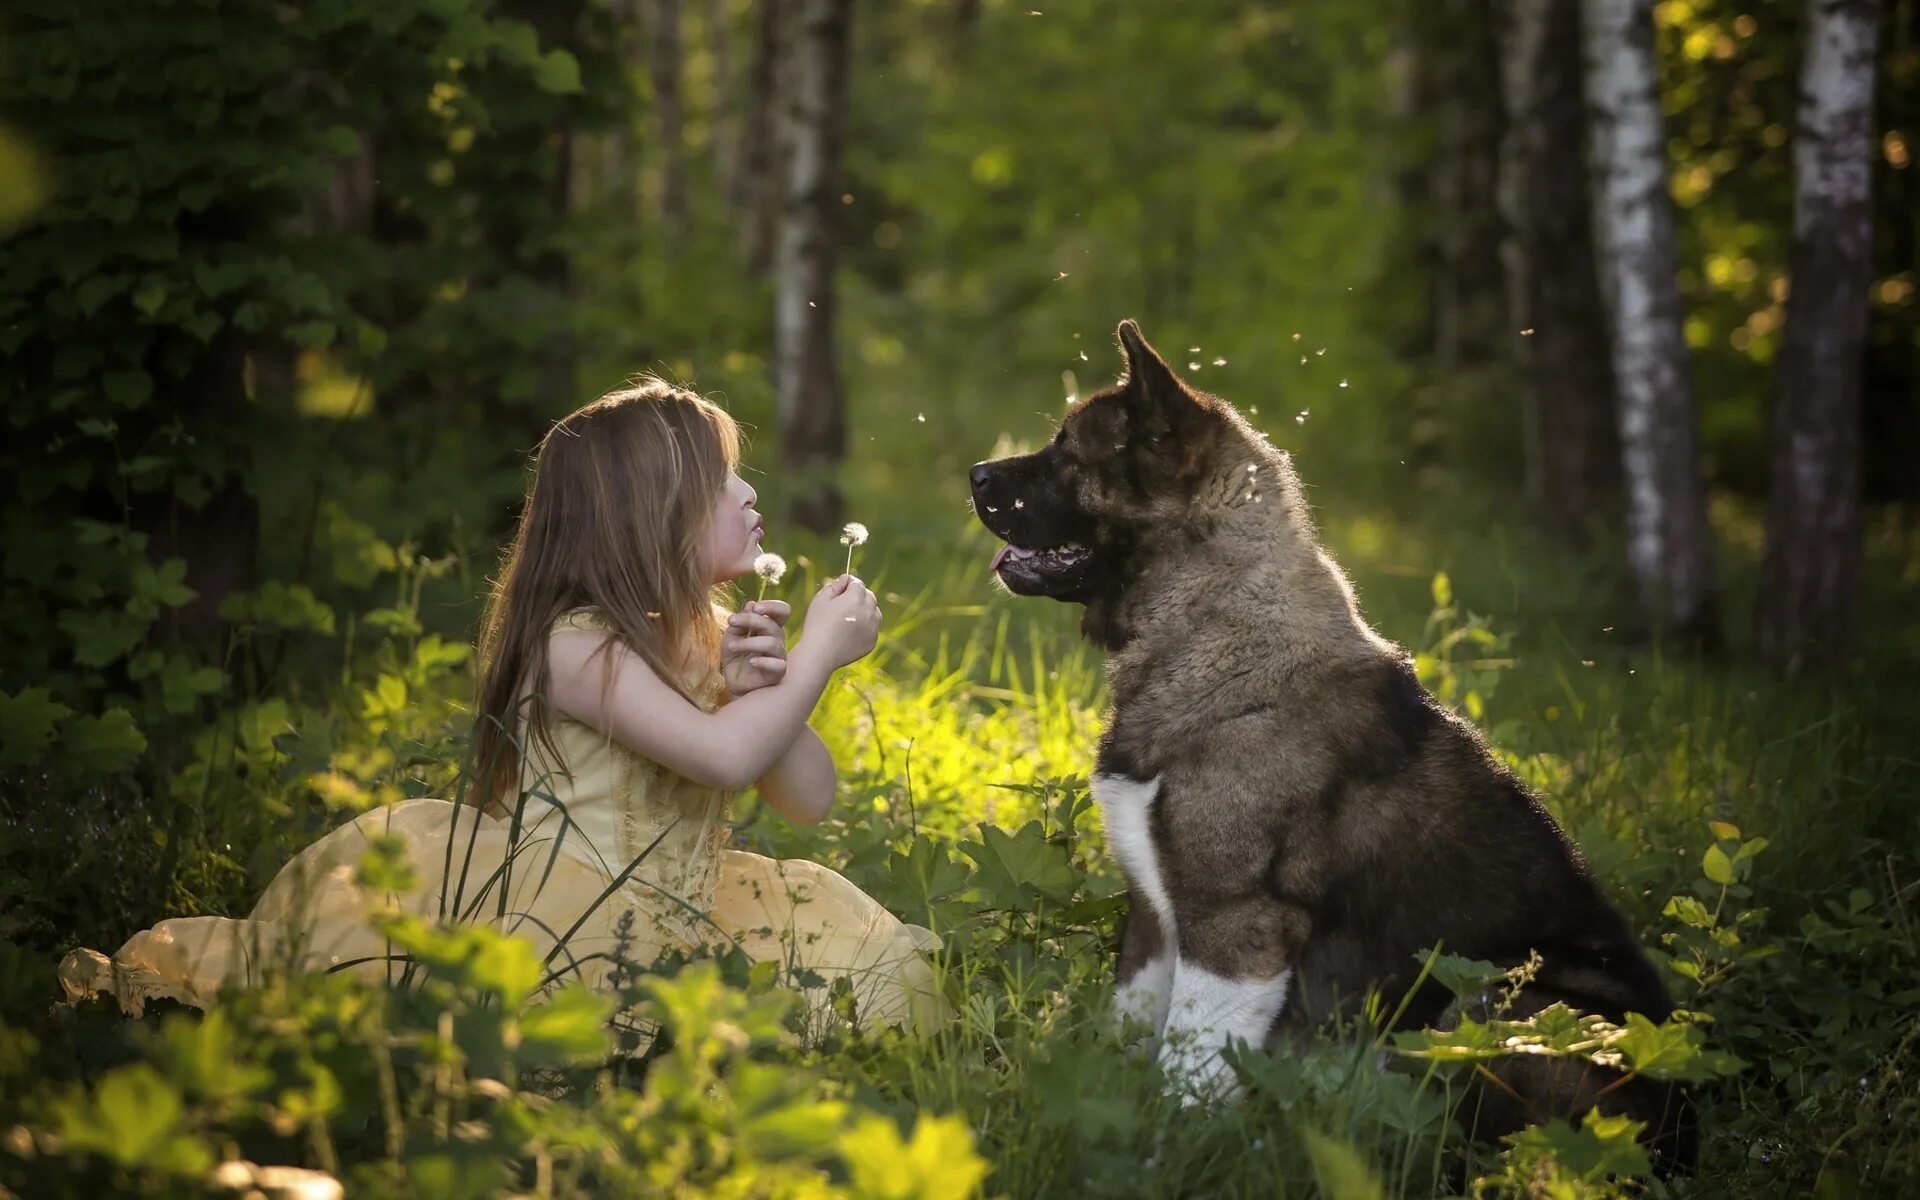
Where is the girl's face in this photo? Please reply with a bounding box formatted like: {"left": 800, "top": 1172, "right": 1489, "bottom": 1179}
{"left": 701, "top": 469, "right": 764, "bottom": 583}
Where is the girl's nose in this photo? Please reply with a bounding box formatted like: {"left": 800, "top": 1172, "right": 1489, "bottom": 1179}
{"left": 742, "top": 483, "right": 758, "bottom": 507}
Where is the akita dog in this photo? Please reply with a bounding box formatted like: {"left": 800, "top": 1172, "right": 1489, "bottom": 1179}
{"left": 970, "top": 320, "right": 1694, "bottom": 1168}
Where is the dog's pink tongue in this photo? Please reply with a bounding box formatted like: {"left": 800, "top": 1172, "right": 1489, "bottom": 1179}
{"left": 988, "top": 544, "right": 1012, "bottom": 574}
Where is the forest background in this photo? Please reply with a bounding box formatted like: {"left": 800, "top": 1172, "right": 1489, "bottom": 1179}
{"left": 1, "top": 0, "right": 1917, "bottom": 1196}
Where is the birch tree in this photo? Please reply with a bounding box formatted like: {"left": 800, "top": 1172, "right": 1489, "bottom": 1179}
{"left": 773, "top": 0, "right": 853, "bottom": 531}
{"left": 1500, "top": 0, "right": 1620, "bottom": 542}
{"left": 1756, "top": 0, "right": 1883, "bottom": 671}
{"left": 1581, "top": 0, "right": 1718, "bottom": 641}
{"left": 737, "top": 0, "right": 786, "bottom": 272}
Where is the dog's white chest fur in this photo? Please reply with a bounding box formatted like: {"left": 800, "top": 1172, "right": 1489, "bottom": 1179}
{"left": 1091, "top": 773, "right": 1176, "bottom": 930}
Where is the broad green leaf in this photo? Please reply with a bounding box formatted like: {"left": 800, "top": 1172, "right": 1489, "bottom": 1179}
{"left": 0, "top": 686, "right": 72, "bottom": 768}
{"left": 59, "top": 707, "right": 147, "bottom": 775}
{"left": 959, "top": 820, "right": 1077, "bottom": 908}
{"left": 533, "top": 48, "right": 583, "bottom": 94}
{"left": 1702, "top": 844, "right": 1734, "bottom": 886}
{"left": 102, "top": 367, "right": 153, "bottom": 408}
{"left": 518, "top": 985, "right": 615, "bottom": 1065}
{"left": 839, "top": 1113, "right": 987, "bottom": 1200}
{"left": 1503, "top": 1111, "right": 1652, "bottom": 1184}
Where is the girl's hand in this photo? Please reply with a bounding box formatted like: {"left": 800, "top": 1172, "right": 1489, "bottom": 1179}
{"left": 799, "top": 575, "right": 880, "bottom": 668}
{"left": 721, "top": 600, "right": 792, "bottom": 697}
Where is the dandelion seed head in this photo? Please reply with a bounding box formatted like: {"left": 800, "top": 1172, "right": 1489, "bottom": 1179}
{"left": 839, "top": 522, "right": 869, "bottom": 547}
{"left": 753, "top": 553, "right": 787, "bottom": 584}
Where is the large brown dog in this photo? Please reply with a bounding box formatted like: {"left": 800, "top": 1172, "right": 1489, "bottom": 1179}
{"left": 969, "top": 320, "right": 1693, "bottom": 1168}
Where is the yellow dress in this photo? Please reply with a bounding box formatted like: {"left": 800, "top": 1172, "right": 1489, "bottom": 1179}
{"left": 59, "top": 609, "right": 945, "bottom": 1035}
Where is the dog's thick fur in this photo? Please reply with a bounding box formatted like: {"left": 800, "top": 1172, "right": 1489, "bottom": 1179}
{"left": 970, "top": 321, "right": 1694, "bottom": 1170}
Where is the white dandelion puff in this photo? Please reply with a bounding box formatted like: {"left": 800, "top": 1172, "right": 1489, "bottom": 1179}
{"left": 753, "top": 552, "right": 787, "bottom": 599}
{"left": 840, "top": 522, "right": 869, "bottom": 574}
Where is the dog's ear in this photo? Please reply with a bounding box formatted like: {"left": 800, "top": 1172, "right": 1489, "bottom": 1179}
{"left": 1116, "top": 319, "right": 1202, "bottom": 435}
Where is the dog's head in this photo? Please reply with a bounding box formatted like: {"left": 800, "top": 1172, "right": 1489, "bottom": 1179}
{"left": 970, "top": 320, "right": 1277, "bottom": 642}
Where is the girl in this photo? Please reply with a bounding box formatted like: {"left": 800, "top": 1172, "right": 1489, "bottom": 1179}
{"left": 60, "top": 379, "right": 944, "bottom": 1033}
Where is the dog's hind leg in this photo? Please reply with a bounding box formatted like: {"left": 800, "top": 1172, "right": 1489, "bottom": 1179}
{"left": 1113, "top": 897, "right": 1174, "bottom": 1046}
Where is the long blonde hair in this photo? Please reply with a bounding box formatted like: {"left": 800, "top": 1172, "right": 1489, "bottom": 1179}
{"left": 472, "top": 377, "right": 740, "bottom": 810}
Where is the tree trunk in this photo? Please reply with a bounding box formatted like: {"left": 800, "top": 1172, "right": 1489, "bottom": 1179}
{"left": 708, "top": 0, "right": 736, "bottom": 203}
{"left": 1580, "top": 0, "right": 1718, "bottom": 643}
{"left": 644, "top": 0, "right": 686, "bottom": 230}
{"left": 1756, "top": 0, "right": 1882, "bottom": 672}
{"left": 1432, "top": 0, "right": 1508, "bottom": 372}
{"left": 1500, "top": 0, "right": 1620, "bottom": 542}
{"left": 737, "top": 0, "right": 786, "bottom": 273}
{"left": 773, "top": 0, "right": 852, "bottom": 533}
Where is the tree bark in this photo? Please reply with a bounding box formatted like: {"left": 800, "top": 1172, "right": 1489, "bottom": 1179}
{"left": 1580, "top": 0, "right": 1718, "bottom": 643}
{"left": 1432, "top": 0, "right": 1509, "bottom": 372}
{"left": 644, "top": 0, "right": 686, "bottom": 230}
{"left": 1500, "top": 0, "right": 1620, "bottom": 542}
{"left": 737, "top": 0, "right": 790, "bottom": 274}
{"left": 773, "top": 0, "right": 852, "bottom": 532}
{"left": 707, "top": 0, "right": 736, "bottom": 203}
{"left": 1756, "top": 0, "right": 1882, "bottom": 672}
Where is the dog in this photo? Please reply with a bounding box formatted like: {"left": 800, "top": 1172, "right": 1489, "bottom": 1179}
{"left": 969, "top": 320, "right": 1694, "bottom": 1169}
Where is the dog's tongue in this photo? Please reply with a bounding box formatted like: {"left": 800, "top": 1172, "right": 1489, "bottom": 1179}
{"left": 988, "top": 544, "right": 1036, "bottom": 574}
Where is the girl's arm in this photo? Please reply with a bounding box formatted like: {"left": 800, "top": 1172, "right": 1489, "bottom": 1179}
{"left": 546, "top": 577, "right": 879, "bottom": 793}
{"left": 753, "top": 726, "right": 836, "bottom": 824}
{"left": 547, "top": 631, "right": 835, "bottom": 791}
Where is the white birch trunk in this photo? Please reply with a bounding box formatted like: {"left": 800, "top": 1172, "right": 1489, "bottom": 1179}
{"left": 1581, "top": 0, "right": 1718, "bottom": 639}
{"left": 1756, "top": 0, "right": 1882, "bottom": 670}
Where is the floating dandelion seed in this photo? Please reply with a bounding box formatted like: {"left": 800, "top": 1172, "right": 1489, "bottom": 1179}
{"left": 840, "top": 522, "right": 868, "bottom": 575}
{"left": 1296, "top": 409, "right": 1310, "bottom": 424}
{"left": 1213, "top": 357, "right": 1226, "bottom": 366}
{"left": 1188, "top": 346, "right": 1201, "bottom": 353}
{"left": 1291, "top": 332, "right": 1302, "bottom": 341}
{"left": 1300, "top": 356, "right": 1309, "bottom": 365}
{"left": 1315, "top": 348, "right": 1326, "bottom": 357}
{"left": 916, "top": 413, "right": 926, "bottom": 422}
{"left": 1248, "top": 405, "right": 1259, "bottom": 415}
{"left": 1013, "top": 499, "right": 1025, "bottom": 509}
{"left": 753, "top": 552, "right": 787, "bottom": 600}
{"left": 1188, "top": 361, "right": 1202, "bottom": 371}
{"left": 1079, "top": 351, "right": 1088, "bottom": 361}
{"left": 1520, "top": 327, "right": 1536, "bottom": 336}
{"left": 1338, "top": 378, "right": 1349, "bottom": 388}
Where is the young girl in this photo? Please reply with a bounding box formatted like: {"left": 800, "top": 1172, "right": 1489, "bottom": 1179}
{"left": 60, "top": 380, "right": 944, "bottom": 1032}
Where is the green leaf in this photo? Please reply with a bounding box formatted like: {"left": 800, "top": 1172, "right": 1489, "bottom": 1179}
{"left": 53, "top": 1064, "right": 211, "bottom": 1174}
{"left": 1299, "top": 1128, "right": 1386, "bottom": 1200}
{"left": 1612, "top": 1012, "right": 1744, "bottom": 1082}
{"left": 1702, "top": 843, "right": 1734, "bottom": 886}
{"left": 959, "top": 821, "right": 1078, "bottom": 909}
{"left": 0, "top": 687, "right": 73, "bottom": 767}
{"left": 59, "top": 607, "right": 151, "bottom": 667}
{"left": 1503, "top": 1111, "right": 1652, "bottom": 1184}
{"left": 1412, "top": 948, "right": 1506, "bottom": 1000}
{"left": 533, "top": 48, "right": 583, "bottom": 94}
{"left": 288, "top": 320, "right": 336, "bottom": 348}
{"left": 839, "top": 1113, "right": 987, "bottom": 1200}
{"left": 518, "top": 986, "right": 615, "bottom": 1065}
{"left": 102, "top": 368, "right": 153, "bottom": 408}
{"left": 59, "top": 708, "right": 147, "bottom": 775}
{"left": 132, "top": 277, "right": 167, "bottom": 316}
{"left": 1430, "top": 571, "right": 1452, "bottom": 608}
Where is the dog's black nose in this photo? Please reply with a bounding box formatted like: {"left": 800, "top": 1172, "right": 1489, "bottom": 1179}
{"left": 969, "top": 462, "right": 992, "bottom": 491}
